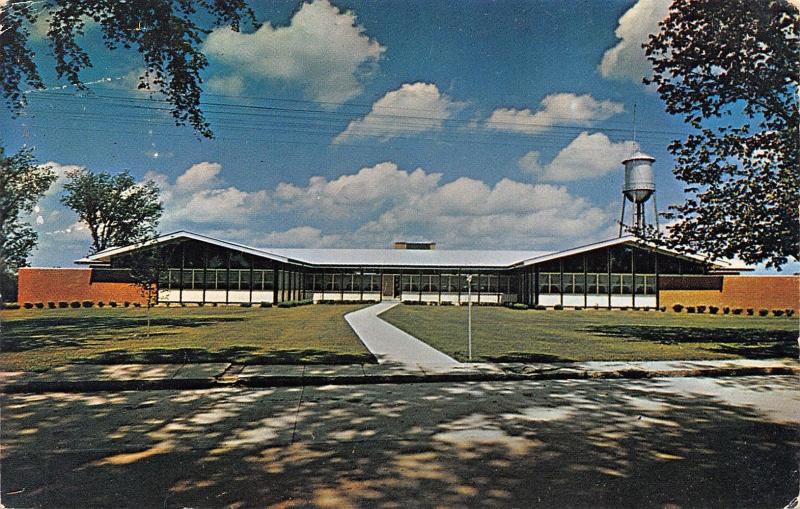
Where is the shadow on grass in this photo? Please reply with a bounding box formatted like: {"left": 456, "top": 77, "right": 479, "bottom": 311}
{"left": 582, "top": 325, "right": 798, "bottom": 358}
{"left": 0, "top": 316, "right": 246, "bottom": 351}
{"left": 84, "top": 347, "right": 375, "bottom": 365}
{"left": 478, "top": 352, "right": 575, "bottom": 363}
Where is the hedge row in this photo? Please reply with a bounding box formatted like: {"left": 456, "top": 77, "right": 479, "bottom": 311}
{"left": 671, "top": 303, "right": 795, "bottom": 317}
{"left": 12, "top": 300, "right": 136, "bottom": 310}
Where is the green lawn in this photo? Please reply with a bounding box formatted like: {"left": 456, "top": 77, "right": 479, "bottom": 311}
{"left": 0, "top": 304, "right": 373, "bottom": 371}
{"left": 380, "top": 305, "right": 799, "bottom": 362}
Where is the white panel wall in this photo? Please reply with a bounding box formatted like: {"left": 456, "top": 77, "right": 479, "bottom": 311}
{"left": 586, "top": 295, "right": 609, "bottom": 308}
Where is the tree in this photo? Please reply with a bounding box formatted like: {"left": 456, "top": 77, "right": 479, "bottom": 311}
{"left": 128, "top": 241, "right": 173, "bottom": 337}
{"left": 0, "top": 145, "right": 56, "bottom": 300}
{"left": 61, "top": 169, "right": 163, "bottom": 254}
{"left": 643, "top": 0, "right": 799, "bottom": 269}
{"left": 0, "top": 0, "right": 256, "bottom": 138}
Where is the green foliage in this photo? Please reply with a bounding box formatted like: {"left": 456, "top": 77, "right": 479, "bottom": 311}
{"left": 0, "top": 1, "right": 257, "bottom": 138}
{"left": 643, "top": 0, "right": 799, "bottom": 269}
{"left": 709, "top": 306, "right": 719, "bottom": 315}
{"left": 758, "top": 309, "right": 769, "bottom": 317}
{"left": 22, "top": 302, "right": 33, "bottom": 309}
{"left": 697, "top": 305, "right": 707, "bottom": 314}
{"left": 0, "top": 146, "right": 56, "bottom": 280}
{"left": 61, "top": 169, "right": 162, "bottom": 254}
{"left": 672, "top": 303, "right": 684, "bottom": 312}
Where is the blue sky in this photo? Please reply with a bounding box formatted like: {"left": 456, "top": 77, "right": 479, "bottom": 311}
{"left": 2, "top": 0, "right": 793, "bottom": 272}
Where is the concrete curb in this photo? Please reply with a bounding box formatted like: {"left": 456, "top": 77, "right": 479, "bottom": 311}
{"left": 3, "top": 365, "right": 798, "bottom": 394}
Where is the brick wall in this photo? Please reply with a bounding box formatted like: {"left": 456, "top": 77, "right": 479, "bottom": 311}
{"left": 17, "top": 268, "right": 147, "bottom": 305}
{"left": 659, "top": 275, "right": 799, "bottom": 311}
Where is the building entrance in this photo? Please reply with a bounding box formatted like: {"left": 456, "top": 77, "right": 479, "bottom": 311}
{"left": 382, "top": 274, "right": 400, "bottom": 299}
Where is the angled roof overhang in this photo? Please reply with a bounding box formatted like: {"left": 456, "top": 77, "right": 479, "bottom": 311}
{"left": 75, "top": 231, "right": 306, "bottom": 266}
{"left": 510, "top": 236, "right": 750, "bottom": 271}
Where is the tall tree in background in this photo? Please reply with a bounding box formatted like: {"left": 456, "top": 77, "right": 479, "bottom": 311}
{"left": 644, "top": 0, "right": 799, "bottom": 269}
{"left": 61, "top": 169, "right": 163, "bottom": 254}
{"left": 0, "top": 0, "right": 256, "bottom": 138}
{"left": 0, "top": 146, "right": 55, "bottom": 300}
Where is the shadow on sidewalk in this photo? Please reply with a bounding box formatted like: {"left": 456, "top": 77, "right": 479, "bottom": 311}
{"left": 2, "top": 376, "right": 798, "bottom": 508}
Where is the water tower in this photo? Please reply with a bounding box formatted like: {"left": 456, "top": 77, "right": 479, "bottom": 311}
{"left": 618, "top": 152, "right": 659, "bottom": 236}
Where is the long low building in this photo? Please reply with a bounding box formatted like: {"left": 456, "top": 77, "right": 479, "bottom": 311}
{"left": 17, "top": 230, "right": 798, "bottom": 311}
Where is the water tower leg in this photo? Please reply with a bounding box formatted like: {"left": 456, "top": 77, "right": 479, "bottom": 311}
{"left": 652, "top": 193, "right": 659, "bottom": 231}
{"left": 619, "top": 197, "right": 627, "bottom": 237}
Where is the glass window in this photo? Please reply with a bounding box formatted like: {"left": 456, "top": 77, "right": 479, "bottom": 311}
{"left": 538, "top": 273, "right": 550, "bottom": 294}
{"left": 622, "top": 275, "right": 633, "bottom": 294}
{"left": 587, "top": 274, "right": 598, "bottom": 294}
{"left": 597, "top": 274, "right": 609, "bottom": 294}
{"left": 573, "top": 274, "right": 585, "bottom": 294}
{"left": 611, "top": 274, "right": 624, "bottom": 294}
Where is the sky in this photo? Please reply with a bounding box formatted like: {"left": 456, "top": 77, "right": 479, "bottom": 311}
{"left": 2, "top": 0, "right": 795, "bottom": 272}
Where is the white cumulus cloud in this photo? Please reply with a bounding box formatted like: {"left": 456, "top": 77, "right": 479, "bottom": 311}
{"left": 203, "top": 0, "right": 384, "bottom": 104}
{"left": 333, "top": 82, "right": 463, "bottom": 143}
{"left": 485, "top": 93, "right": 624, "bottom": 134}
{"left": 519, "top": 132, "right": 638, "bottom": 182}
{"left": 598, "top": 0, "right": 671, "bottom": 83}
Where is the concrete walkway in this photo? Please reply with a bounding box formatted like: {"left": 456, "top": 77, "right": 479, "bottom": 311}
{"left": 345, "top": 302, "right": 461, "bottom": 367}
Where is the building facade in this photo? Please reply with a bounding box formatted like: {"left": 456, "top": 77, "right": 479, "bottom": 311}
{"left": 18, "top": 230, "right": 786, "bottom": 310}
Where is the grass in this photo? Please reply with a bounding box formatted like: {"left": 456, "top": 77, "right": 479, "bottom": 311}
{"left": 380, "top": 305, "right": 799, "bottom": 362}
{"left": 0, "top": 304, "right": 373, "bottom": 371}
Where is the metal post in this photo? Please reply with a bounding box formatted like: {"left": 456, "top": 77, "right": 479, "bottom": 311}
{"left": 607, "top": 248, "right": 612, "bottom": 309}
{"left": 619, "top": 196, "right": 627, "bottom": 237}
{"left": 631, "top": 247, "right": 636, "bottom": 308}
{"left": 466, "top": 274, "right": 473, "bottom": 361}
{"left": 583, "top": 253, "right": 588, "bottom": 308}
{"left": 202, "top": 245, "right": 208, "bottom": 305}
{"left": 559, "top": 259, "right": 564, "bottom": 307}
{"left": 438, "top": 272, "right": 442, "bottom": 304}
{"left": 272, "top": 265, "right": 278, "bottom": 304}
{"left": 654, "top": 250, "right": 660, "bottom": 309}
{"left": 249, "top": 255, "right": 254, "bottom": 304}
{"left": 225, "top": 252, "right": 231, "bottom": 305}
{"left": 179, "top": 242, "right": 185, "bottom": 304}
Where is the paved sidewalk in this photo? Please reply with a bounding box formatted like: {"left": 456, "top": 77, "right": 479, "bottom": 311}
{"left": 345, "top": 301, "right": 460, "bottom": 367}
{"left": 2, "top": 358, "right": 798, "bottom": 393}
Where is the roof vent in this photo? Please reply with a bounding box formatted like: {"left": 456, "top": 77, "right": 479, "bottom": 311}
{"left": 393, "top": 241, "right": 436, "bottom": 250}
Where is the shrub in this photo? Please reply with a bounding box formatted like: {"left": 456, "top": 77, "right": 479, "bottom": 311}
{"left": 260, "top": 301, "right": 272, "bottom": 308}
{"left": 133, "top": 302, "right": 142, "bottom": 308}
{"left": 440, "top": 301, "right": 454, "bottom": 306}
{"left": 211, "top": 302, "right": 218, "bottom": 307}
{"left": 758, "top": 308, "right": 769, "bottom": 317}
{"left": 659, "top": 306, "right": 667, "bottom": 312}
{"left": 772, "top": 309, "right": 784, "bottom": 317}
{"left": 180, "top": 303, "right": 187, "bottom": 307}
{"left": 123, "top": 301, "right": 131, "bottom": 307}
{"left": 709, "top": 306, "right": 719, "bottom": 314}
{"left": 70, "top": 301, "right": 81, "bottom": 308}
{"left": 534, "top": 305, "right": 547, "bottom": 310}
{"left": 574, "top": 306, "right": 583, "bottom": 311}
{"left": 696, "top": 305, "right": 706, "bottom": 313}
{"left": 47, "top": 302, "right": 56, "bottom": 309}
{"left": 240, "top": 302, "right": 252, "bottom": 308}
{"left": 593, "top": 304, "right": 600, "bottom": 310}
{"left": 686, "top": 306, "right": 696, "bottom": 313}
{"left": 509, "top": 303, "right": 528, "bottom": 310}
{"left": 81, "top": 300, "right": 93, "bottom": 308}
{"left": 34, "top": 302, "right": 44, "bottom": 309}
{"left": 786, "top": 309, "right": 795, "bottom": 317}
{"left": 746, "top": 308, "right": 754, "bottom": 316}
{"left": 58, "top": 301, "right": 68, "bottom": 308}
{"left": 23, "top": 302, "right": 34, "bottom": 309}
{"left": 98, "top": 301, "right": 105, "bottom": 308}
{"left": 109, "top": 301, "right": 117, "bottom": 307}
{"left": 553, "top": 304, "right": 564, "bottom": 310}
{"left": 3, "top": 302, "right": 21, "bottom": 310}
{"left": 672, "top": 304, "right": 684, "bottom": 312}
{"left": 732, "top": 308, "right": 743, "bottom": 315}
{"left": 723, "top": 306, "right": 730, "bottom": 315}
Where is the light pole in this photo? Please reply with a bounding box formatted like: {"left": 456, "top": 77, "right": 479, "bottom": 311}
{"left": 466, "top": 274, "right": 473, "bottom": 361}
